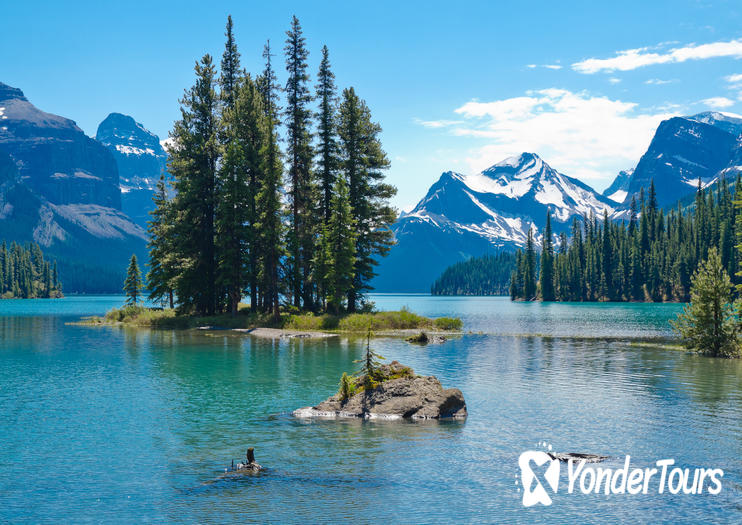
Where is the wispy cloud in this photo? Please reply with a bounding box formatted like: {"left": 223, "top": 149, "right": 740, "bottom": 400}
{"left": 414, "top": 118, "right": 464, "bottom": 129}
{"left": 573, "top": 39, "right": 742, "bottom": 74}
{"left": 644, "top": 78, "right": 676, "bottom": 85}
{"left": 526, "top": 64, "right": 563, "bottom": 70}
{"left": 701, "top": 96, "right": 735, "bottom": 109}
{"left": 608, "top": 77, "right": 622, "bottom": 84}
{"left": 423, "top": 89, "right": 674, "bottom": 186}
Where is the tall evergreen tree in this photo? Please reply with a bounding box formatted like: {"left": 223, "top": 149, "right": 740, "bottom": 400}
{"left": 168, "top": 54, "right": 220, "bottom": 314}
{"left": 124, "top": 254, "right": 143, "bottom": 305}
{"left": 0, "top": 241, "right": 61, "bottom": 298}
{"left": 539, "top": 211, "right": 555, "bottom": 301}
{"left": 337, "top": 87, "right": 397, "bottom": 311}
{"left": 672, "top": 248, "right": 740, "bottom": 357}
{"left": 219, "top": 15, "right": 241, "bottom": 108}
{"left": 320, "top": 175, "right": 357, "bottom": 313}
{"left": 147, "top": 175, "right": 176, "bottom": 308}
{"left": 284, "top": 16, "right": 316, "bottom": 309}
{"left": 523, "top": 228, "right": 537, "bottom": 299}
{"left": 217, "top": 76, "right": 267, "bottom": 315}
{"left": 255, "top": 41, "right": 284, "bottom": 318}
{"left": 315, "top": 45, "right": 338, "bottom": 225}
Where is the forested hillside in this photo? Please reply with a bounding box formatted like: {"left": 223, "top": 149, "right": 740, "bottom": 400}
{"left": 0, "top": 241, "right": 62, "bottom": 298}
{"left": 511, "top": 178, "right": 739, "bottom": 302}
{"left": 431, "top": 253, "right": 515, "bottom": 296}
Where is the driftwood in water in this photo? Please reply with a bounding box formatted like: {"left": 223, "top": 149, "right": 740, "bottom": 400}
{"left": 230, "top": 447, "right": 264, "bottom": 473}
{"left": 547, "top": 452, "right": 608, "bottom": 463}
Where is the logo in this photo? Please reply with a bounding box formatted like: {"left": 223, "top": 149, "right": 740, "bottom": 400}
{"left": 517, "top": 444, "right": 724, "bottom": 507}
{"left": 518, "top": 450, "right": 560, "bottom": 506}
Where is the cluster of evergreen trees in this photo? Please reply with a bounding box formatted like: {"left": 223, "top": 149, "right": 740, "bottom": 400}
{"left": 431, "top": 253, "right": 515, "bottom": 295}
{"left": 147, "top": 16, "right": 396, "bottom": 316}
{"left": 511, "top": 178, "right": 740, "bottom": 302}
{"left": 0, "top": 241, "right": 62, "bottom": 298}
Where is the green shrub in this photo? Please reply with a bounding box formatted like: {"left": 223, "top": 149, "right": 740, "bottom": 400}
{"left": 285, "top": 313, "right": 339, "bottom": 330}
{"left": 433, "top": 317, "right": 463, "bottom": 331}
{"left": 338, "top": 372, "right": 357, "bottom": 401}
{"left": 406, "top": 331, "right": 429, "bottom": 343}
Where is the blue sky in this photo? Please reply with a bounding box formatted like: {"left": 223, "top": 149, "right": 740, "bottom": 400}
{"left": 2, "top": 0, "right": 742, "bottom": 210}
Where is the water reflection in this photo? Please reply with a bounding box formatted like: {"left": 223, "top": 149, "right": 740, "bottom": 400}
{"left": 0, "top": 298, "right": 740, "bottom": 523}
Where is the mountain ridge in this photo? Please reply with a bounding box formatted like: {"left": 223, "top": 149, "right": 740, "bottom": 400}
{"left": 0, "top": 82, "right": 147, "bottom": 292}
{"left": 373, "top": 153, "right": 613, "bottom": 292}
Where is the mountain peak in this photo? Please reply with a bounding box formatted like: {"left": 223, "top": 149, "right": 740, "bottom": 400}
{"left": 96, "top": 112, "right": 161, "bottom": 146}
{"left": 0, "top": 82, "right": 27, "bottom": 102}
{"left": 685, "top": 111, "right": 742, "bottom": 136}
{"left": 490, "top": 152, "right": 541, "bottom": 169}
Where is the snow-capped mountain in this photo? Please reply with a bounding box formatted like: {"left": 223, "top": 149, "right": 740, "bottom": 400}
{"left": 615, "top": 113, "right": 742, "bottom": 209}
{"left": 96, "top": 113, "right": 169, "bottom": 227}
{"left": 373, "top": 153, "right": 614, "bottom": 292}
{"left": 0, "top": 82, "right": 147, "bottom": 292}
{"left": 603, "top": 169, "right": 633, "bottom": 203}
{"left": 688, "top": 111, "right": 742, "bottom": 137}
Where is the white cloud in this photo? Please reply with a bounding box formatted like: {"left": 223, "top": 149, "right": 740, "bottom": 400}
{"left": 608, "top": 77, "right": 622, "bottom": 84}
{"left": 645, "top": 78, "right": 676, "bottom": 85}
{"left": 438, "top": 89, "right": 674, "bottom": 188}
{"left": 414, "top": 118, "right": 464, "bottom": 128}
{"left": 725, "top": 73, "right": 742, "bottom": 84}
{"left": 573, "top": 39, "right": 742, "bottom": 74}
{"left": 701, "top": 96, "right": 735, "bottom": 109}
{"left": 526, "top": 64, "right": 562, "bottom": 70}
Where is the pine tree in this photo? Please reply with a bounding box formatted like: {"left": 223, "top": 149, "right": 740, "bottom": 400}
{"left": 124, "top": 254, "right": 143, "bottom": 305}
{"left": 523, "top": 228, "right": 537, "bottom": 299}
{"left": 216, "top": 75, "right": 268, "bottom": 315}
{"left": 219, "top": 15, "right": 241, "bottom": 108}
{"left": 337, "top": 87, "right": 397, "bottom": 311}
{"left": 315, "top": 45, "right": 338, "bottom": 225}
{"left": 284, "top": 16, "right": 316, "bottom": 309}
{"left": 356, "top": 327, "right": 385, "bottom": 387}
{"left": 168, "top": 54, "right": 220, "bottom": 314}
{"left": 147, "top": 175, "right": 176, "bottom": 308}
{"left": 255, "top": 40, "right": 284, "bottom": 318}
{"left": 539, "top": 211, "right": 555, "bottom": 301}
{"left": 0, "top": 241, "right": 61, "bottom": 299}
{"left": 672, "top": 248, "right": 740, "bottom": 357}
{"left": 321, "top": 175, "right": 357, "bottom": 313}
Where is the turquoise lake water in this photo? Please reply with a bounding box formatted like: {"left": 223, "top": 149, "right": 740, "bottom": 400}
{"left": 1, "top": 295, "right": 741, "bottom": 523}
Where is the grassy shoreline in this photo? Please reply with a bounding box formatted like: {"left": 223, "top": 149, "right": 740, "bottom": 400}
{"left": 77, "top": 304, "right": 463, "bottom": 334}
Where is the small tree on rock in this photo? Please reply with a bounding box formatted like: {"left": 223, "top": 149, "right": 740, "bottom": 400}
{"left": 671, "top": 247, "right": 740, "bottom": 358}
{"left": 124, "top": 254, "right": 143, "bottom": 306}
{"left": 355, "top": 327, "right": 384, "bottom": 387}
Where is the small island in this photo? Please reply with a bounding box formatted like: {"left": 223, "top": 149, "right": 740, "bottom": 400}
{"left": 294, "top": 335, "right": 467, "bottom": 420}
{"left": 81, "top": 302, "right": 463, "bottom": 339}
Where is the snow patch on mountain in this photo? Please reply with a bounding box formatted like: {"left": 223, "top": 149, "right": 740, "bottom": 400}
{"left": 608, "top": 190, "right": 627, "bottom": 203}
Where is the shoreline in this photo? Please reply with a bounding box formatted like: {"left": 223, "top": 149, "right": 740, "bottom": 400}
{"left": 75, "top": 320, "right": 464, "bottom": 340}
{"left": 72, "top": 305, "right": 464, "bottom": 339}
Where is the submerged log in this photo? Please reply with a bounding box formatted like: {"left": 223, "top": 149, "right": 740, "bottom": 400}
{"left": 221, "top": 447, "right": 265, "bottom": 476}
{"left": 547, "top": 452, "right": 608, "bottom": 463}
{"left": 235, "top": 447, "right": 263, "bottom": 473}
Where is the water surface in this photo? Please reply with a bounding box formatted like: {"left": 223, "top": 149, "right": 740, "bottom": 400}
{"left": 0, "top": 296, "right": 740, "bottom": 523}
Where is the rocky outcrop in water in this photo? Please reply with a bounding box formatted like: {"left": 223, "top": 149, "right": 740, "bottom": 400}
{"left": 294, "top": 361, "right": 467, "bottom": 420}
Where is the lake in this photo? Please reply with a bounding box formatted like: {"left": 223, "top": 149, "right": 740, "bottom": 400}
{"left": 1, "top": 295, "right": 740, "bottom": 523}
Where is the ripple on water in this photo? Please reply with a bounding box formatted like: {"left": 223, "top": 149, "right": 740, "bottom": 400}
{"left": 0, "top": 295, "right": 739, "bottom": 523}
